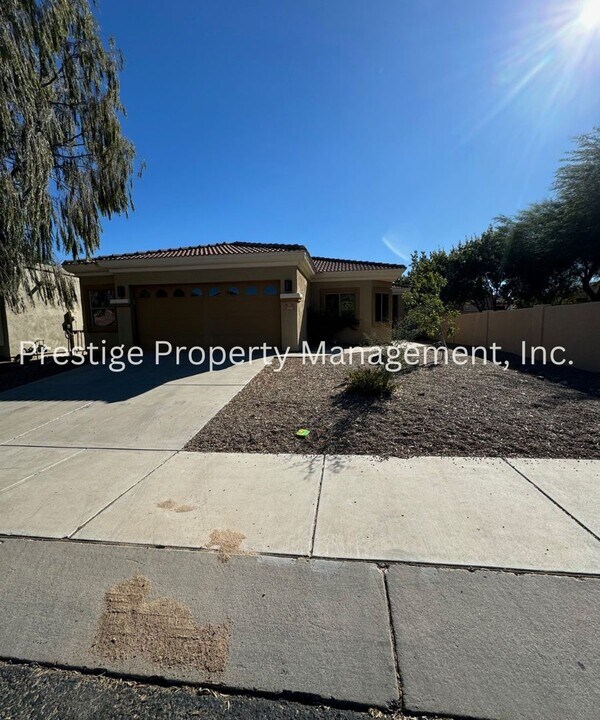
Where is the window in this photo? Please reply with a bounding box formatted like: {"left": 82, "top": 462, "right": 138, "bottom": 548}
{"left": 89, "top": 289, "right": 117, "bottom": 329}
{"left": 264, "top": 284, "right": 278, "bottom": 296}
{"left": 208, "top": 287, "right": 220, "bottom": 297}
{"left": 138, "top": 288, "right": 150, "bottom": 299}
{"left": 173, "top": 288, "right": 185, "bottom": 297}
{"left": 324, "top": 292, "right": 356, "bottom": 316}
{"left": 375, "top": 292, "right": 390, "bottom": 322}
{"left": 156, "top": 289, "right": 168, "bottom": 298}
{"left": 227, "top": 286, "right": 239, "bottom": 296}
{"left": 245, "top": 285, "right": 258, "bottom": 296}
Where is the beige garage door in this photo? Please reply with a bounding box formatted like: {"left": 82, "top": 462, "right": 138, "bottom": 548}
{"left": 134, "top": 281, "right": 281, "bottom": 350}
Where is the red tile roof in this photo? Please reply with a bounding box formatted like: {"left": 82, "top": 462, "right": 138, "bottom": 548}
{"left": 312, "top": 256, "right": 405, "bottom": 273}
{"left": 65, "top": 241, "right": 306, "bottom": 263}
{"left": 65, "top": 241, "right": 405, "bottom": 273}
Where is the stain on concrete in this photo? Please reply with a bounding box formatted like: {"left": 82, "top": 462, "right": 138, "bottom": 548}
{"left": 157, "top": 499, "right": 197, "bottom": 513}
{"left": 208, "top": 529, "right": 251, "bottom": 563}
{"left": 92, "top": 575, "right": 230, "bottom": 674}
{"left": 157, "top": 499, "right": 177, "bottom": 510}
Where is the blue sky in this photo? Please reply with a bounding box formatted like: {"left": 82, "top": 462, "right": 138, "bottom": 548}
{"left": 94, "top": 0, "right": 600, "bottom": 264}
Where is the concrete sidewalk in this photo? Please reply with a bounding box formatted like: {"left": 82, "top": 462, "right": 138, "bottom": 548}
{"left": 1, "top": 364, "right": 599, "bottom": 718}
{"left": 0, "top": 536, "right": 597, "bottom": 720}
{"left": 0, "top": 451, "right": 598, "bottom": 574}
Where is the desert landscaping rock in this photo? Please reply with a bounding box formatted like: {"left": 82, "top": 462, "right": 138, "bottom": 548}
{"left": 387, "top": 564, "right": 600, "bottom": 720}
{"left": 0, "top": 538, "right": 398, "bottom": 708}
{"left": 508, "top": 458, "right": 600, "bottom": 537}
{"left": 75, "top": 452, "right": 322, "bottom": 555}
{"left": 312, "top": 455, "right": 600, "bottom": 573}
{"left": 186, "top": 357, "right": 600, "bottom": 458}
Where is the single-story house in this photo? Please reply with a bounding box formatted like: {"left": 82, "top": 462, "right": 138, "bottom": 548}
{"left": 64, "top": 241, "right": 405, "bottom": 351}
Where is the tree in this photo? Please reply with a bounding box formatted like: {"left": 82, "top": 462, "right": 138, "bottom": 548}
{"left": 500, "top": 203, "right": 579, "bottom": 307}
{"left": 0, "top": 0, "right": 138, "bottom": 309}
{"left": 442, "top": 227, "right": 508, "bottom": 311}
{"left": 553, "top": 127, "right": 600, "bottom": 300}
{"left": 400, "top": 252, "right": 459, "bottom": 342}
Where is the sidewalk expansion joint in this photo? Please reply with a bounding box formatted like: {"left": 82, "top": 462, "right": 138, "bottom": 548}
{"left": 380, "top": 566, "right": 403, "bottom": 711}
{"left": 0, "top": 443, "right": 181, "bottom": 452}
{"left": 0, "top": 401, "right": 95, "bottom": 446}
{"left": 0, "top": 447, "right": 85, "bottom": 496}
{"left": 66, "top": 451, "right": 178, "bottom": 538}
{"left": 308, "top": 454, "right": 326, "bottom": 557}
{"left": 1, "top": 534, "right": 598, "bottom": 580}
{"left": 502, "top": 457, "right": 600, "bottom": 544}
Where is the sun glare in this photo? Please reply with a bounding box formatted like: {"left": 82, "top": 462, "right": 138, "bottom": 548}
{"left": 577, "top": 0, "right": 600, "bottom": 31}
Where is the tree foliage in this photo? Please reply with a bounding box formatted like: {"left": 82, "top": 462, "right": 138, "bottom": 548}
{"left": 399, "top": 252, "right": 459, "bottom": 342}
{"left": 553, "top": 128, "right": 600, "bottom": 300}
{"left": 408, "top": 128, "right": 600, "bottom": 313}
{"left": 441, "top": 227, "right": 508, "bottom": 311}
{"left": 499, "top": 202, "right": 579, "bottom": 307}
{"left": 0, "top": 0, "right": 137, "bottom": 309}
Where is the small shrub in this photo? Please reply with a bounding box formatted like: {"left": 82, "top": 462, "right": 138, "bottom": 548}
{"left": 345, "top": 366, "right": 396, "bottom": 397}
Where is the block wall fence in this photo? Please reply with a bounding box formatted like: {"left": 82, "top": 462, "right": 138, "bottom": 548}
{"left": 452, "top": 302, "right": 600, "bottom": 373}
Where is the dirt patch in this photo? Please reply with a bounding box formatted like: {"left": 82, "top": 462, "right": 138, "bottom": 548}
{"left": 184, "top": 353, "right": 600, "bottom": 459}
{"left": 157, "top": 499, "right": 197, "bottom": 513}
{"left": 208, "top": 529, "right": 250, "bottom": 563}
{"left": 157, "top": 500, "right": 177, "bottom": 510}
{"left": 92, "top": 575, "right": 230, "bottom": 674}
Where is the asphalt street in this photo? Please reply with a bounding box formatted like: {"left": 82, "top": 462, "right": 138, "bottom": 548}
{"left": 0, "top": 662, "right": 441, "bottom": 720}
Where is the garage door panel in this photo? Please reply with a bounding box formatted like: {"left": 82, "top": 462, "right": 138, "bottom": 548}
{"left": 134, "top": 282, "right": 281, "bottom": 350}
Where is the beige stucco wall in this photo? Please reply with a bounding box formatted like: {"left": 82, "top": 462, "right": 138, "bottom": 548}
{"left": 454, "top": 303, "right": 600, "bottom": 372}
{"left": 452, "top": 311, "right": 489, "bottom": 348}
{"left": 78, "top": 265, "right": 305, "bottom": 350}
{"left": 309, "top": 279, "right": 392, "bottom": 345}
{"left": 296, "top": 269, "right": 309, "bottom": 346}
{"left": 1, "top": 273, "right": 83, "bottom": 359}
{"left": 73, "top": 264, "right": 397, "bottom": 351}
{"left": 543, "top": 303, "right": 600, "bottom": 373}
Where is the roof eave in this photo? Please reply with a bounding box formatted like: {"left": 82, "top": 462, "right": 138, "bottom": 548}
{"left": 313, "top": 267, "right": 405, "bottom": 283}
{"left": 64, "top": 250, "right": 316, "bottom": 277}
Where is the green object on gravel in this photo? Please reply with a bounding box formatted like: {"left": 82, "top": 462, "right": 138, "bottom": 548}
{"left": 295, "top": 429, "right": 310, "bottom": 437}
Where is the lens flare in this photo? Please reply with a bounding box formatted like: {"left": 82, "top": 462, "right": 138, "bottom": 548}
{"left": 577, "top": 0, "right": 600, "bottom": 30}
{"left": 459, "top": 0, "right": 600, "bottom": 147}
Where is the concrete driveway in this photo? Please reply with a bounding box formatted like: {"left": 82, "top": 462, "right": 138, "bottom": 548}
{"left": 0, "top": 357, "right": 263, "bottom": 450}
{"left": 0, "top": 357, "right": 264, "bottom": 539}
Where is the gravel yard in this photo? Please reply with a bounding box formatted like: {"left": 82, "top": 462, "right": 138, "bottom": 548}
{"left": 185, "top": 351, "right": 600, "bottom": 458}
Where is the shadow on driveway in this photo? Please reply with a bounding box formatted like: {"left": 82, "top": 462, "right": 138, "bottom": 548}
{"left": 0, "top": 354, "right": 267, "bottom": 404}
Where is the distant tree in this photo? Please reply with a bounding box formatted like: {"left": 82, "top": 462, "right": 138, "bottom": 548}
{"left": 0, "top": 0, "right": 138, "bottom": 309}
{"left": 441, "top": 226, "right": 508, "bottom": 311}
{"left": 500, "top": 203, "right": 579, "bottom": 307}
{"left": 400, "top": 252, "right": 459, "bottom": 343}
{"left": 553, "top": 128, "right": 600, "bottom": 300}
